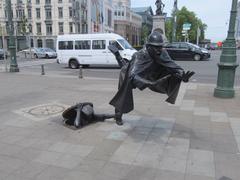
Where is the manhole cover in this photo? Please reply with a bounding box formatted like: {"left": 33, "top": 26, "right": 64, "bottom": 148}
{"left": 28, "top": 105, "right": 65, "bottom": 116}
{"left": 14, "top": 103, "right": 69, "bottom": 121}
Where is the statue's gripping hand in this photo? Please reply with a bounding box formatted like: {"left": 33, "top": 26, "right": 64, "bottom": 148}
{"left": 173, "top": 71, "right": 195, "bottom": 82}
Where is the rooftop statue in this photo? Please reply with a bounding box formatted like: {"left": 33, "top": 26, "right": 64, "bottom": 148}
{"left": 155, "top": 0, "right": 165, "bottom": 15}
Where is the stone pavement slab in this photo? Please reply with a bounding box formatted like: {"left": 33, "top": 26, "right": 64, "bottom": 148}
{"left": 0, "top": 72, "right": 240, "bottom": 180}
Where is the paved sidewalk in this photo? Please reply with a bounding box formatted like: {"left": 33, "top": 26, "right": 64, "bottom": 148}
{"left": 0, "top": 72, "right": 240, "bottom": 180}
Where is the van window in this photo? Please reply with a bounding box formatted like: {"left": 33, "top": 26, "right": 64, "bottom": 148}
{"left": 92, "top": 40, "right": 106, "bottom": 50}
{"left": 109, "top": 40, "right": 123, "bottom": 50}
{"left": 75, "top": 40, "right": 91, "bottom": 50}
{"left": 117, "top": 39, "right": 133, "bottom": 50}
{"left": 58, "top": 41, "right": 73, "bottom": 50}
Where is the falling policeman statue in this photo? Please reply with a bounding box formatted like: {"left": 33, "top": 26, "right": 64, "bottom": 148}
{"left": 155, "top": 0, "right": 165, "bottom": 15}
{"left": 108, "top": 31, "right": 195, "bottom": 125}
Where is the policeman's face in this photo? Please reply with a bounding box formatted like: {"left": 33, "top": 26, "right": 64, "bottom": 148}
{"left": 147, "top": 45, "right": 163, "bottom": 58}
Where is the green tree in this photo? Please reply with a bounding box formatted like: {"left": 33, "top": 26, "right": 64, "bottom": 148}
{"left": 141, "top": 24, "right": 150, "bottom": 45}
{"left": 19, "top": 16, "right": 28, "bottom": 35}
{"left": 165, "top": 7, "right": 207, "bottom": 43}
{"left": 165, "top": 17, "right": 173, "bottom": 41}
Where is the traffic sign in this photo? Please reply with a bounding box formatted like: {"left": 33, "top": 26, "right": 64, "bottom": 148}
{"left": 183, "top": 23, "right": 191, "bottom": 30}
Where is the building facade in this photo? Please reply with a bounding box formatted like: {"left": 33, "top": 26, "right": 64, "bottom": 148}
{"left": 132, "top": 6, "right": 153, "bottom": 44}
{"left": 113, "top": 0, "right": 142, "bottom": 46}
{"left": 0, "top": 0, "right": 114, "bottom": 50}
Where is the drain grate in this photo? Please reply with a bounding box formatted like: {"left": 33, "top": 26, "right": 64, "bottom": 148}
{"left": 14, "top": 103, "right": 69, "bottom": 121}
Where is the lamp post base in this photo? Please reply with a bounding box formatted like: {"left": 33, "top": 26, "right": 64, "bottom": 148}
{"left": 9, "top": 65, "right": 19, "bottom": 72}
{"left": 214, "top": 87, "right": 235, "bottom": 98}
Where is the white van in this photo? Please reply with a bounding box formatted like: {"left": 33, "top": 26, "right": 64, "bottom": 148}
{"left": 56, "top": 33, "right": 137, "bottom": 68}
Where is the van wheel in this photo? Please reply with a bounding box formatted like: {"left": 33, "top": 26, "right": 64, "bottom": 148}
{"left": 69, "top": 59, "right": 79, "bottom": 69}
{"left": 34, "top": 54, "right": 38, "bottom": 58}
{"left": 45, "top": 54, "right": 49, "bottom": 59}
{"left": 193, "top": 54, "right": 201, "bottom": 61}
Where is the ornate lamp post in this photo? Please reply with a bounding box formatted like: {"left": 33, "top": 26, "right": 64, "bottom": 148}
{"left": 6, "top": 0, "right": 19, "bottom": 72}
{"left": 214, "top": 0, "right": 239, "bottom": 98}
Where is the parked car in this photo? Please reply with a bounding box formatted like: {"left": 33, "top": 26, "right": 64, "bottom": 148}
{"left": 164, "top": 42, "right": 211, "bottom": 61}
{"left": 0, "top": 49, "right": 4, "bottom": 59}
{"left": 20, "top": 47, "right": 46, "bottom": 58}
{"left": 0, "top": 49, "right": 8, "bottom": 60}
{"left": 40, "top": 48, "right": 57, "bottom": 58}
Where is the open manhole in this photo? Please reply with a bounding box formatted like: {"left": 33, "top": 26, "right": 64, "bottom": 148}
{"left": 14, "top": 103, "right": 69, "bottom": 121}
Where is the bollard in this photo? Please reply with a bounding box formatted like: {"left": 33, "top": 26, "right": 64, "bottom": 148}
{"left": 79, "top": 65, "right": 83, "bottom": 79}
{"left": 41, "top": 64, "right": 45, "bottom": 75}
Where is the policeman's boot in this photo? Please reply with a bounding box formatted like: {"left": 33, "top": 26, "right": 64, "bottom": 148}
{"left": 115, "top": 111, "right": 123, "bottom": 126}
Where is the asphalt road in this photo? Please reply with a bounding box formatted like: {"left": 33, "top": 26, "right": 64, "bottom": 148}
{"left": 2, "top": 50, "right": 240, "bottom": 86}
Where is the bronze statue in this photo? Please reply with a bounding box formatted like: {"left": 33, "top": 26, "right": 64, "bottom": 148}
{"left": 108, "top": 31, "right": 194, "bottom": 125}
{"left": 155, "top": 0, "right": 165, "bottom": 15}
{"left": 62, "top": 102, "right": 115, "bottom": 129}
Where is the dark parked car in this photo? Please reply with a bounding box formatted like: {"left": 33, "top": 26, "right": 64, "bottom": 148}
{"left": 164, "top": 42, "right": 210, "bottom": 61}
{"left": 0, "top": 49, "right": 4, "bottom": 59}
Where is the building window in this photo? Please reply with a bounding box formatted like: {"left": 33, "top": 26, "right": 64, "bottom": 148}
{"left": 36, "top": 23, "right": 41, "bottom": 34}
{"left": 58, "top": 0, "right": 62, "bottom": 2}
{"left": 114, "top": 11, "right": 117, "bottom": 16}
{"left": 58, "top": 7, "right": 63, "bottom": 18}
{"left": 36, "top": 8, "right": 40, "bottom": 19}
{"left": 92, "top": 40, "right": 106, "bottom": 49}
{"left": 58, "top": 41, "right": 73, "bottom": 50}
{"left": 75, "top": 40, "right": 91, "bottom": 49}
{"left": 46, "top": 24, "right": 52, "bottom": 35}
{"left": 59, "top": 22, "right": 64, "bottom": 34}
{"left": 45, "top": 0, "right": 51, "bottom": 4}
{"left": 28, "top": 24, "right": 32, "bottom": 33}
{"left": 27, "top": 9, "right": 32, "bottom": 18}
{"left": 31, "top": 39, "right": 34, "bottom": 47}
{"left": 45, "top": 9, "right": 52, "bottom": 19}
{"left": 16, "top": 9, "right": 25, "bottom": 18}
{"left": 69, "top": 7, "right": 72, "bottom": 17}
{"left": 122, "top": 11, "right": 124, "bottom": 16}
{"left": 37, "top": 39, "right": 42, "bottom": 47}
{"left": 69, "top": 22, "right": 73, "bottom": 33}
{"left": 36, "top": 0, "right": 40, "bottom": 4}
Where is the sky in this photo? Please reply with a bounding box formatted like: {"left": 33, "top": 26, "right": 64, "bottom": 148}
{"left": 131, "top": 0, "right": 233, "bottom": 42}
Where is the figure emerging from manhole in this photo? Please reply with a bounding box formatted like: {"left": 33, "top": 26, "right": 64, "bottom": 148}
{"left": 62, "top": 102, "right": 115, "bottom": 129}
{"left": 108, "top": 31, "right": 195, "bottom": 125}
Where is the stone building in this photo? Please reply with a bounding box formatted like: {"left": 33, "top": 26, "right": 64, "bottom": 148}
{"left": 0, "top": 0, "right": 114, "bottom": 50}
{"left": 113, "top": 0, "right": 142, "bottom": 46}
{"left": 132, "top": 6, "right": 153, "bottom": 44}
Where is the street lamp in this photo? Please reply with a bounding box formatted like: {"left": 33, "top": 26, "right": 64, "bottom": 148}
{"left": 6, "top": 0, "right": 19, "bottom": 72}
{"left": 214, "top": 0, "right": 239, "bottom": 98}
{"left": 171, "top": 0, "right": 178, "bottom": 42}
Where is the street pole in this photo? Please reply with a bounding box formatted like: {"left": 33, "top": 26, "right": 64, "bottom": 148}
{"left": 171, "top": 0, "right": 178, "bottom": 42}
{"left": 214, "top": 0, "right": 239, "bottom": 98}
{"left": 6, "top": 0, "right": 19, "bottom": 72}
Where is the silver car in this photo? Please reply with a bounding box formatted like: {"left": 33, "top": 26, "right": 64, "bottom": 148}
{"left": 40, "top": 48, "right": 57, "bottom": 58}
{"left": 20, "top": 48, "right": 46, "bottom": 58}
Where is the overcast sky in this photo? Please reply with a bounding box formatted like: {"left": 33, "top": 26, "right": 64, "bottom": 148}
{"left": 131, "top": 0, "right": 233, "bottom": 42}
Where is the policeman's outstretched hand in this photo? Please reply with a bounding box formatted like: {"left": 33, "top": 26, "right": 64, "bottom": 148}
{"left": 182, "top": 71, "right": 195, "bottom": 82}
{"left": 108, "top": 45, "right": 120, "bottom": 57}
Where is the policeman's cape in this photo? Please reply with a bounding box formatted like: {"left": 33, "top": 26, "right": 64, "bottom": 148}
{"left": 109, "top": 49, "right": 183, "bottom": 114}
